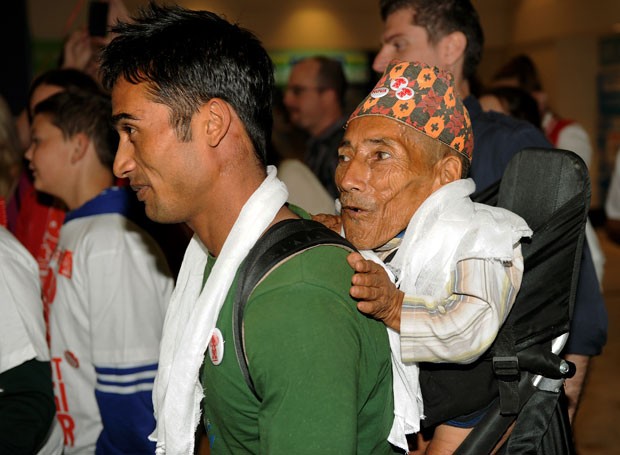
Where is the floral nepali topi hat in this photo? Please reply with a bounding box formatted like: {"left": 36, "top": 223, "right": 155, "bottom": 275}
{"left": 348, "top": 60, "right": 473, "bottom": 160}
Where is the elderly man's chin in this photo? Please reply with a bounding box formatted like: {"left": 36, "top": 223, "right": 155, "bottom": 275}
{"left": 342, "top": 217, "right": 397, "bottom": 251}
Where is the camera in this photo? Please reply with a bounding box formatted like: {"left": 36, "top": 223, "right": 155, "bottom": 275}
{"left": 88, "top": 1, "right": 109, "bottom": 37}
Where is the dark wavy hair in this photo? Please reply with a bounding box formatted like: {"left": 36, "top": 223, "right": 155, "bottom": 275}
{"left": 100, "top": 3, "right": 274, "bottom": 164}
{"left": 482, "top": 86, "right": 542, "bottom": 129}
{"left": 379, "top": 0, "right": 484, "bottom": 80}
{"left": 492, "top": 54, "right": 543, "bottom": 93}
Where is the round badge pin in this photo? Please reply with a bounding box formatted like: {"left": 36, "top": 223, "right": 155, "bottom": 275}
{"left": 64, "top": 350, "right": 80, "bottom": 369}
{"left": 396, "top": 87, "right": 415, "bottom": 100}
{"left": 371, "top": 87, "right": 389, "bottom": 98}
{"left": 208, "top": 328, "right": 225, "bottom": 366}
{"left": 390, "top": 77, "right": 409, "bottom": 91}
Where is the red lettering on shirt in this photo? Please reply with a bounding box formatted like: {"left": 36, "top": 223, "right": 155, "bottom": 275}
{"left": 37, "top": 216, "right": 62, "bottom": 273}
{"left": 41, "top": 248, "right": 62, "bottom": 345}
{"left": 58, "top": 413, "right": 75, "bottom": 447}
{"left": 58, "top": 250, "right": 73, "bottom": 278}
{"left": 41, "top": 266, "right": 56, "bottom": 345}
{"left": 52, "top": 356, "right": 75, "bottom": 447}
{"left": 51, "top": 357, "right": 63, "bottom": 381}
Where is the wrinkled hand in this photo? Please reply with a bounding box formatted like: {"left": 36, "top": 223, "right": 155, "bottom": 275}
{"left": 312, "top": 213, "right": 341, "bottom": 234}
{"left": 62, "top": 29, "right": 92, "bottom": 70}
{"left": 347, "top": 252, "right": 403, "bottom": 332}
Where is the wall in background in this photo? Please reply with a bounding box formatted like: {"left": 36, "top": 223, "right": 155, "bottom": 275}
{"left": 26, "top": 0, "right": 620, "bottom": 205}
{"left": 480, "top": 0, "right": 620, "bottom": 205}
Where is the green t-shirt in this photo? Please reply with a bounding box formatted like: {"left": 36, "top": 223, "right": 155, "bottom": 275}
{"left": 200, "top": 245, "right": 395, "bottom": 454}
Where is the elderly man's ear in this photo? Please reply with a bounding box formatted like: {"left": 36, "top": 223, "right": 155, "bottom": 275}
{"left": 437, "top": 154, "right": 463, "bottom": 186}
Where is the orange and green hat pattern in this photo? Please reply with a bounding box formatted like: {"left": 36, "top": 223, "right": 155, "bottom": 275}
{"left": 349, "top": 60, "right": 473, "bottom": 161}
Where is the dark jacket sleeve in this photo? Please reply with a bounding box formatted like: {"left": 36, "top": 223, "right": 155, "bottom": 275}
{"left": 0, "top": 359, "right": 56, "bottom": 454}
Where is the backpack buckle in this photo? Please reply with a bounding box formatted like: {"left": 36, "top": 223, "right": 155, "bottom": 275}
{"left": 493, "top": 356, "right": 520, "bottom": 380}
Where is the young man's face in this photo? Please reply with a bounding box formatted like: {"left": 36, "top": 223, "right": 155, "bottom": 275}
{"left": 373, "top": 8, "right": 443, "bottom": 74}
{"left": 111, "top": 78, "right": 212, "bottom": 225}
{"left": 336, "top": 116, "right": 443, "bottom": 250}
{"left": 25, "top": 113, "right": 73, "bottom": 201}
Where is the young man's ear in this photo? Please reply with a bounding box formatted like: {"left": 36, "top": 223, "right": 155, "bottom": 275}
{"left": 203, "top": 98, "right": 231, "bottom": 147}
{"left": 438, "top": 31, "right": 467, "bottom": 70}
{"left": 70, "top": 133, "right": 90, "bottom": 164}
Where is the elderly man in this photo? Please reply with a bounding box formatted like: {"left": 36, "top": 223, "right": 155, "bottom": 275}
{"left": 318, "top": 59, "right": 532, "bottom": 453}
{"left": 101, "top": 5, "right": 395, "bottom": 454}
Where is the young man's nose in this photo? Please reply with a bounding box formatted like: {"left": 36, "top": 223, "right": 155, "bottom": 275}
{"left": 113, "top": 142, "right": 136, "bottom": 179}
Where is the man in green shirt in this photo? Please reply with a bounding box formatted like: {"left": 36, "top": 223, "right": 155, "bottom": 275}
{"left": 100, "top": 4, "right": 395, "bottom": 454}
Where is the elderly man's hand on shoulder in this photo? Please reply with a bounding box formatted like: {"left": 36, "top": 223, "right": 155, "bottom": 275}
{"left": 312, "top": 213, "right": 341, "bottom": 233}
{"left": 347, "top": 252, "right": 403, "bottom": 332}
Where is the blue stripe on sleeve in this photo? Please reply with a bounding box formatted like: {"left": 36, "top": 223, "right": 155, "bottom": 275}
{"left": 94, "top": 363, "right": 158, "bottom": 395}
{"left": 94, "top": 363, "right": 158, "bottom": 375}
{"left": 95, "top": 380, "right": 157, "bottom": 453}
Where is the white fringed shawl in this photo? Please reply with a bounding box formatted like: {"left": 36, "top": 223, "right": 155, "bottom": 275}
{"left": 151, "top": 166, "right": 288, "bottom": 454}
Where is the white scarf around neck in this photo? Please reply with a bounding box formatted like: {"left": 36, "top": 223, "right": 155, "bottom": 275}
{"left": 151, "top": 166, "right": 288, "bottom": 454}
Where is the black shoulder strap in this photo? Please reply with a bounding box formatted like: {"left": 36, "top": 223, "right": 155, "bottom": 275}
{"left": 232, "top": 218, "right": 355, "bottom": 398}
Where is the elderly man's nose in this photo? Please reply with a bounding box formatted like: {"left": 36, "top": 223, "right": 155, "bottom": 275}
{"left": 337, "top": 159, "right": 367, "bottom": 192}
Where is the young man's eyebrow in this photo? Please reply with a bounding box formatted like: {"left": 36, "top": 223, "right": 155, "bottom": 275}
{"left": 111, "top": 113, "right": 139, "bottom": 126}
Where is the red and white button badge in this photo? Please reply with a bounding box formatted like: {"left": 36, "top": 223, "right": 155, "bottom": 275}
{"left": 390, "top": 76, "right": 409, "bottom": 90}
{"left": 208, "top": 328, "right": 225, "bottom": 365}
{"left": 389, "top": 76, "right": 415, "bottom": 100}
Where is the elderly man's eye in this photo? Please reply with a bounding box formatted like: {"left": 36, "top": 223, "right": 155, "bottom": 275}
{"left": 338, "top": 153, "right": 351, "bottom": 162}
{"left": 378, "top": 151, "right": 391, "bottom": 160}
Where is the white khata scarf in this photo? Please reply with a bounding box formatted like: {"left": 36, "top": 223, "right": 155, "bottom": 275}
{"left": 151, "top": 166, "right": 288, "bottom": 454}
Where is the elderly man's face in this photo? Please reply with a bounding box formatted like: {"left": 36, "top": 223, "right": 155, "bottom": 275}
{"left": 336, "top": 116, "right": 443, "bottom": 250}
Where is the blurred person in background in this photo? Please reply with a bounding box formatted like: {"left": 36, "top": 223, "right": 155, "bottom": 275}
{"left": 284, "top": 56, "right": 348, "bottom": 198}
{"left": 26, "top": 90, "right": 172, "bottom": 453}
{"left": 0, "top": 95, "right": 63, "bottom": 454}
{"left": 479, "top": 85, "right": 542, "bottom": 129}
{"left": 490, "top": 54, "right": 606, "bottom": 289}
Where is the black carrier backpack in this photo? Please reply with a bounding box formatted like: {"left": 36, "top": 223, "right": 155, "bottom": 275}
{"left": 445, "top": 148, "right": 590, "bottom": 454}
{"left": 232, "top": 218, "right": 355, "bottom": 397}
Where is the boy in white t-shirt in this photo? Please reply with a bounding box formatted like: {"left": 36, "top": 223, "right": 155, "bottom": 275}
{"left": 26, "top": 90, "right": 173, "bottom": 454}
